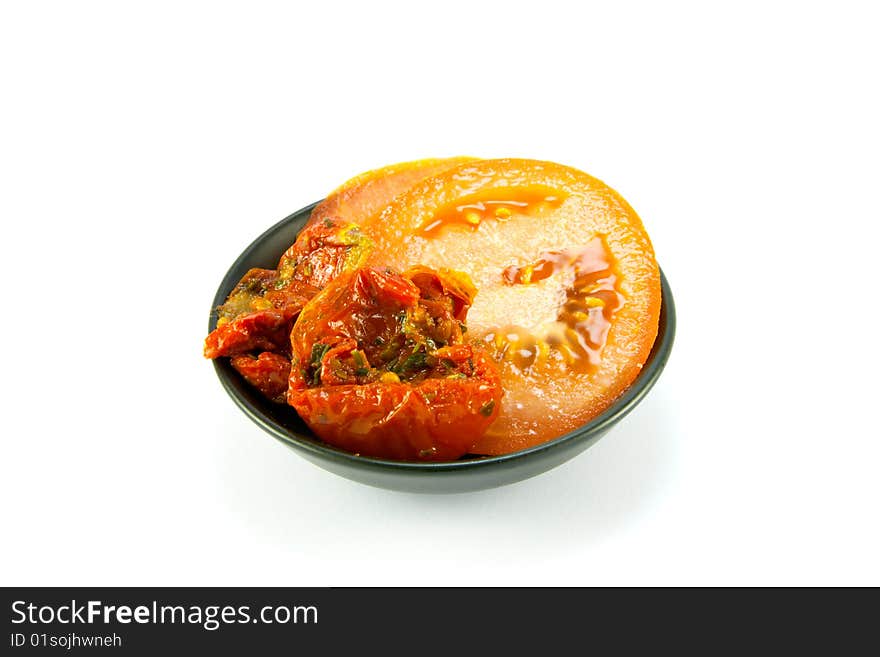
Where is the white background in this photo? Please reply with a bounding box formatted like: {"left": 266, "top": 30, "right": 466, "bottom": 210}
{"left": 2, "top": 1, "right": 878, "bottom": 586}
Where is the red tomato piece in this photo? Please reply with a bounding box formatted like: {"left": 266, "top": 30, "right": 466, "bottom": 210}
{"left": 204, "top": 218, "right": 371, "bottom": 361}
{"left": 287, "top": 267, "right": 502, "bottom": 461}
{"left": 230, "top": 352, "right": 291, "bottom": 403}
{"left": 275, "top": 217, "right": 372, "bottom": 291}
{"left": 203, "top": 275, "right": 311, "bottom": 360}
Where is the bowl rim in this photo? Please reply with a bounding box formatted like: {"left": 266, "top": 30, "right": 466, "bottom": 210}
{"left": 210, "top": 201, "right": 676, "bottom": 473}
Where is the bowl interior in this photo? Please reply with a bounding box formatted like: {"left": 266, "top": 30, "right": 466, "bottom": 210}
{"left": 209, "top": 202, "right": 675, "bottom": 475}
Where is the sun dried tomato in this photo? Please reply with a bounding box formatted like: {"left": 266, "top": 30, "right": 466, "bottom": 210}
{"left": 287, "top": 266, "right": 501, "bottom": 461}
{"left": 203, "top": 217, "right": 370, "bottom": 361}
{"left": 229, "top": 352, "right": 291, "bottom": 403}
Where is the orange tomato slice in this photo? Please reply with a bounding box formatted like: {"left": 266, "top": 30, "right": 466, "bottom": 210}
{"left": 276, "top": 156, "right": 478, "bottom": 287}
{"left": 363, "top": 158, "right": 661, "bottom": 454}
{"left": 307, "top": 156, "right": 478, "bottom": 230}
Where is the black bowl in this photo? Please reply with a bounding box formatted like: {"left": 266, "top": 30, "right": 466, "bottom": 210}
{"left": 209, "top": 202, "right": 676, "bottom": 493}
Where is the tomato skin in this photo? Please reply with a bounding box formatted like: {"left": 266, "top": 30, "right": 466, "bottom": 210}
{"left": 230, "top": 352, "right": 291, "bottom": 403}
{"left": 288, "top": 349, "right": 501, "bottom": 461}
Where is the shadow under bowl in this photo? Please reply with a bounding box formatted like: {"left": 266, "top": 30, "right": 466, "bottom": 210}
{"left": 210, "top": 202, "right": 676, "bottom": 493}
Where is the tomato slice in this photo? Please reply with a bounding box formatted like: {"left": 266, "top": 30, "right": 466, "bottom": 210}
{"left": 303, "top": 157, "right": 477, "bottom": 232}
{"left": 363, "top": 158, "right": 662, "bottom": 454}
{"left": 287, "top": 266, "right": 502, "bottom": 461}
{"left": 275, "top": 157, "right": 477, "bottom": 290}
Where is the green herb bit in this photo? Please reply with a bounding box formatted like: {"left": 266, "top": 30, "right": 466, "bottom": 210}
{"left": 309, "top": 343, "right": 332, "bottom": 385}
{"left": 380, "top": 339, "right": 402, "bottom": 362}
{"left": 351, "top": 350, "right": 368, "bottom": 370}
{"left": 310, "top": 343, "right": 331, "bottom": 368}
{"left": 393, "top": 348, "right": 428, "bottom": 375}
{"left": 479, "top": 400, "right": 495, "bottom": 417}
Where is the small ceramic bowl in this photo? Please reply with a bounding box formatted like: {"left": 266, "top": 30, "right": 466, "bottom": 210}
{"left": 209, "top": 202, "right": 676, "bottom": 493}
